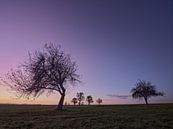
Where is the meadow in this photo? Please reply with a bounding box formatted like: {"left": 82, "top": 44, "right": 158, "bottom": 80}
{"left": 0, "top": 104, "right": 172, "bottom": 129}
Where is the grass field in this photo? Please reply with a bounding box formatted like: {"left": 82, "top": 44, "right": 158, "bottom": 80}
{"left": 0, "top": 104, "right": 172, "bottom": 129}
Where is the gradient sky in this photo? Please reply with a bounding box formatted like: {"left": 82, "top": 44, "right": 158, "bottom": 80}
{"left": 0, "top": 0, "right": 173, "bottom": 105}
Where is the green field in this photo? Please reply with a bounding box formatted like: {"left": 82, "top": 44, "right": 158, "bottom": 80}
{"left": 0, "top": 104, "right": 172, "bottom": 129}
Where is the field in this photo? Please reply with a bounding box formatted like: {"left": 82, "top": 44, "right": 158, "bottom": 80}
{"left": 0, "top": 104, "right": 172, "bottom": 129}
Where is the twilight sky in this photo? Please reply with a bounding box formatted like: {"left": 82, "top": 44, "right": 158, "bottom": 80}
{"left": 0, "top": 0, "right": 173, "bottom": 105}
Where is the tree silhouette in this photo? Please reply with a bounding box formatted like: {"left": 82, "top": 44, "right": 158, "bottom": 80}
{"left": 76, "top": 92, "right": 84, "bottom": 105}
{"left": 86, "top": 95, "right": 93, "bottom": 105}
{"left": 96, "top": 98, "right": 102, "bottom": 105}
{"left": 3, "top": 43, "right": 80, "bottom": 110}
{"left": 71, "top": 97, "right": 78, "bottom": 105}
{"left": 131, "top": 80, "right": 164, "bottom": 105}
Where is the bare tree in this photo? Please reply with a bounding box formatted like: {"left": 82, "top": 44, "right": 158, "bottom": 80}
{"left": 76, "top": 92, "right": 84, "bottom": 105}
{"left": 96, "top": 98, "right": 102, "bottom": 105}
{"left": 86, "top": 95, "right": 93, "bottom": 105}
{"left": 2, "top": 43, "right": 80, "bottom": 110}
{"left": 71, "top": 97, "right": 78, "bottom": 105}
{"left": 131, "top": 80, "right": 164, "bottom": 105}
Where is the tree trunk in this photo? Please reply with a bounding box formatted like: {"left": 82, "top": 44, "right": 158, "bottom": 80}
{"left": 57, "top": 93, "right": 65, "bottom": 110}
{"left": 144, "top": 97, "right": 148, "bottom": 105}
{"left": 79, "top": 101, "right": 81, "bottom": 105}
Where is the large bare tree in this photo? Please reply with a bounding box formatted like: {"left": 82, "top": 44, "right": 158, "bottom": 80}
{"left": 3, "top": 43, "right": 80, "bottom": 110}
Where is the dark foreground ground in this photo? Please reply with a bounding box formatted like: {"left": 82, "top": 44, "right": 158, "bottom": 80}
{"left": 0, "top": 104, "right": 172, "bottom": 129}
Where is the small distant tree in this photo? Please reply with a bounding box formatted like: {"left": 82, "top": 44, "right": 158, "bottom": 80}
{"left": 77, "top": 92, "right": 85, "bottom": 105}
{"left": 2, "top": 43, "right": 80, "bottom": 110}
{"left": 64, "top": 101, "right": 68, "bottom": 105}
{"left": 96, "top": 98, "right": 102, "bottom": 105}
{"left": 71, "top": 97, "right": 78, "bottom": 105}
{"left": 131, "top": 80, "right": 164, "bottom": 105}
{"left": 86, "top": 95, "right": 93, "bottom": 105}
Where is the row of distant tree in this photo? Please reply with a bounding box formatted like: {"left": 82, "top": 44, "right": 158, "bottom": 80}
{"left": 70, "top": 92, "right": 102, "bottom": 105}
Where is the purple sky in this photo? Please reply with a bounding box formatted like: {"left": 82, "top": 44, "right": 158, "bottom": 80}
{"left": 0, "top": 0, "right": 173, "bottom": 104}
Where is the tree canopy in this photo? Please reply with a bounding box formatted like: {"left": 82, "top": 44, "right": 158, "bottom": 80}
{"left": 71, "top": 97, "right": 78, "bottom": 105}
{"left": 76, "top": 92, "right": 85, "bottom": 105}
{"left": 131, "top": 80, "right": 164, "bottom": 104}
{"left": 86, "top": 95, "right": 93, "bottom": 105}
{"left": 96, "top": 98, "right": 103, "bottom": 105}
